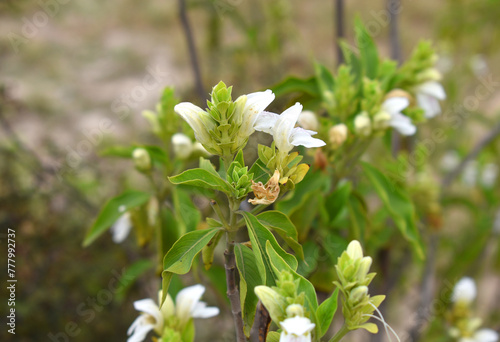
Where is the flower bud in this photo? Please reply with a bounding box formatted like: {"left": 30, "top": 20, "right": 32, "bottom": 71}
{"left": 349, "top": 285, "right": 369, "bottom": 304}
{"left": 452, "top": 277, "right": 476, "bottom": 305}
{"left": 285, "top": 304, "right": 304, "bottom": 318}
{"left": 346, "top": 240, "right": 364, "bottom": 260}
{"left": 354, "top": 112, "right": 371, "bottom": 137}
{"left": 297, "top": 110, "right": 319, "bottom": 131}
{"left": 329, "top": 123, "right": 348, "bottom": 148}
{"left": 373, "top": 110, "right": 391, "bottom": 130}
{"left": 171, "top": 133, "right": 193, "bottom": 159}
{"left": 417, "top": 68, "right": 442, "bottom": 83}
{"left": 132, "top": 148, "right": 151, "bottom": 172}
{"left": 255, "top": 286, "right": 286, "bottom": 324}
{"left": 356, "top": 256, "right": 373, "bottom": 281}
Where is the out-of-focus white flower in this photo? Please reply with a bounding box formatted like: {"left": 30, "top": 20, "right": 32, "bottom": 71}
{"left": 452, "top": 277, "right": 477, "bottom": 305}
{"left": 459, "top": 328, "right": 499, "bottom": 342}
{"left": 127, "top": 299, "right": 164, "bottom": 342}
{"left": 171, "top": 133, "right": 193, "bottom": 159}
{"left": 111, "top": 205, "right": 132, "bottom": 243}
{"left": 279, "top": 316, "right": 316, "bottom": 342}
{"left": 415, "top": 80, "right": 446, "bottom": 119}
{"left": 354, "top": 112, "right": 372, "bottom": 137}
{"left": 462, "top": 161, "right": 479, "bottom": 187}
{"left": 481, "top": 163, "right": 498, "bottom": 188}
{"left": 127, "top": 285, "right": 218, "bottom": 342}
{"left": 297, "top": 110, "right": 319, "bottom": 131}
{"left": 254, "top": 103, "right": 326, "bottom": 153}
{"left": 382, "top": 97, "right": 416, "bottom": 136}
{"left": 441, "top": 151, "right": 461, "bottom": 172}
{"left": 133, "top": 148, "right": 152, "bottom": 171}
{"left": 329, "top": 123, "right": 348, "bottom": 148}
{"left": 470, "top": 54, "right": 489, "bottom": 77}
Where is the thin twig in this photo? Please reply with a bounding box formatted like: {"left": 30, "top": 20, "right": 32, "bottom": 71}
{"left": 441, "top": 122, "right": 500, "bottom": 188}
{"left": 335, "top": 0, "right": 345, "bottom": 66}
{"left": 388, "top": 0, "right": 401, "bottom": 63}
{"left": 177, "top": 0, "right": 206, "bottom": 103}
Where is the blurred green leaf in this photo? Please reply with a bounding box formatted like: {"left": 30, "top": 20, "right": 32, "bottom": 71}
{"left": 355, "top": 18, "right": 379, "bottom": 79}
{"left": 270, "top": 76, "right": 319, "bottom": 98}
{"left": 115, "top": 259, "right": 154, "bottom": 302}
{"left": 100, "top": 145, "right": 168, "bottom": 166}
{"left": 83, "top": 190, "right": 151, "bottom": 246}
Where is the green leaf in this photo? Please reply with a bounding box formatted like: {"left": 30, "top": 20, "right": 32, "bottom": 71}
{"left": 314, "top": 62, "right": 335, "bottom": 98}
{"left": 169, "top": 168, "right": 233, "bottom": 194}
{"left": 355, "top": 18, "right": 379, "bottom": 79}
{"left": 242, "top": 212, "right": 298, "bottom": 285}
{"left": 257, "top": 211, "right": 304, "bottom": 260}
{"left": 235, "top": 244, "right": 263, "bottom": 337}
{"left": 172, "top": 188, "right": 201, "bottom": 234}
{"left": 325, "top": 181, "right": 352, "bottom": 224}
{"left": 161, "top": 228, "right": 222, "bottom": 304}
{"left": 266, "top": 332, "right": 281, "bottom": 342}
{"left": 316, "top": 288, "right": 339, "bottom": 337}
{"left": 202, "top": 230, "right": 223, "bottom": 270}
{"left": 199, "top": 157, "right": 219, "bottom": 177}
{"left": 361, "top": 162, "right": 424, "bottom": 260}
{"left": 347, "top": 191, "right": 368, "bottom": 243}
{"left": 114, "top": 259, "right": 154, "bottom": 302}
{"left": 270, "top": 76, "right": 320, "bottom": 98}
{"left": 265, "top": 241, "right": 318, "bottom": 312}
{"left": 83, "top": 190, "right": 151, "bottom": 246}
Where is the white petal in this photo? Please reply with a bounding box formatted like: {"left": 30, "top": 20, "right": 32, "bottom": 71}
{"left": 175, "top": 284, "right": 205, "bottom": 321}
{"left": 280, "top": 316, "right": 316, "bottom": 336}
{"left": 452, "top": 277, "right": 477, "bottom": 304}
{"left": 254, "top": 111, "right": 280, "bottom": 134}
{"left": 289, "top": 128, "right": 326, "bottom": 148}
{"left": 191, "top": 301, "right": 220, "bottom": 318}
{"left": 111, "top": 213, "right": 132, "bottom": 243}
{"left": 417, "top": 93, "right": 441, "bottom": 118}
{"left": 383, "top": 97, "right": 409, "bottom": 115}
{"left": 474, "top": 329, "right": 499, "bottom": 342}
{"left": 242, "top": 89, "right": 275, "bottom": 131}
{"left": 417, "top": 81, "right": 446, "bottom": 100}
{"left": 133, "top": 299, "right": 163, "bottom": 332}
{"left": 274, "top": 103, "right": 303, "bottom": 152}
{"left": 389, "top": 113, "right": 416, "bottom": 136}
{"left": 127, "top": 320, "right": 155, "bottom": 342}
{"left": 174, "top": 103, "right": 212, "bottom": 144}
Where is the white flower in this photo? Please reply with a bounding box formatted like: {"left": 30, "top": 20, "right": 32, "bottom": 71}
{"left": 452, "top": 277, "right": 477, "bottom": 305}
{"left": 254, "top": 103, "right": 326, "bottom": 153}
{"left": 463, "top": 161, "right": 479, "bottom": 187}
{"left": 171, "top": 133, "right": 193, "bottom": 160}
{"left": 329, "top": 123, "right": 348, "bottom": 148}
{"left": 382, "top": 97, "right": 416, "bottom": 136}
{"left": 460, "top": 329, "right": 499, "bottom": 342}
{"left": 127, "top": 299, "right": 164, "bottom": 342}
{"left": 110, "top": 206, "right": 132, "bottom": 243}
{"left": 235, "top": 89, "right": 275, "bottom": 141}
{"left": 174, "top": 103, "right": 216, "bottom": 148}
{"left": 441, "top": 151, "right": 461, "bottom": 172}
{"left": 415, "top": 81, "right": 446, "bottom": 119}
{"left": 297, "top": 110, "right": 319, "bottom": 131}
{"left": 127, "top": 285, "right": 219, "bottom": 342}
{"left": 279, "top": 316, "right": 316, "bottom": 342}
{"left": 171, "top": 284, "right": 219, "bottom": 327}
{"left": 470, "top": 54, "right": 489, "bottom": 77}
{"left": 481, "top": 163, "right": 498, "bottom": 188}
{"left": 354, "top": 112, "right": 372, "bottom": 136}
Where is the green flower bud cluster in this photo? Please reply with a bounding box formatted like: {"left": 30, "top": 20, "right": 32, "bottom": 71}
{"left": 227, "top": 160, "right": 254, "bottom": 199}
{"left": 360, "top": 78, "right": 383, "bottom": 116}
{"left": 142, "top": 87, "right": 180, "bottom": 141}
{"left": 254, "top": 271, "right": 307, "bottom": 325}
{"left": 257, "top": 144, "right": 309, "bottom": 189}
{"left": 398, "top": 41, "right": 439, "bottom": 88}
{"left": 204, "top": 81, "right": 250, "bottom": 155}
{"left": 331, "top": 65, "right": 358, "bottom": 120}
{"left": 334, "top": 241, "right": 385, "bottom": 334}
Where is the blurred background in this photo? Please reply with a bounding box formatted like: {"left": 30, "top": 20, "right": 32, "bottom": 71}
{"left": 1, "top": 0, "right": 499, "bottom": 341}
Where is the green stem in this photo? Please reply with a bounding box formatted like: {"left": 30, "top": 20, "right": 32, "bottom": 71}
{"left": 328, "top": 324, "right": 350, "bottom": 342}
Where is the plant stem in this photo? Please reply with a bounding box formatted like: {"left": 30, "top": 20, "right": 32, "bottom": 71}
{"left": 224, "top": 199, "right": 246, "bottom": 341}
{"left": 329, "top": 324, "right": 350, "bottom": 342}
